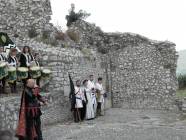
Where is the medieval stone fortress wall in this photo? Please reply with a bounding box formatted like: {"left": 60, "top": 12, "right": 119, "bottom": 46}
{"left": 0, "top": 0, "right": 52, "bottom": 37}
{"left": 0, "top": 0, "right": 178, "bottom": 132}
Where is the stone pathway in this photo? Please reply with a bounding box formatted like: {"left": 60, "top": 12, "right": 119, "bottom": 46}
{"left": 43, "top": 108, "right": 186, "bottom": 140}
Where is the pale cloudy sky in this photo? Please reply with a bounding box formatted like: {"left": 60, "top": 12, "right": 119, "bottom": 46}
{"left": 50, "top": 0, "right": 186, "bottom": 51}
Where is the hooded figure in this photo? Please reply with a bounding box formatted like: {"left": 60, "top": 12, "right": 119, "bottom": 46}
{"left": 16, "top": 79, "right": 47, "bottom": 140}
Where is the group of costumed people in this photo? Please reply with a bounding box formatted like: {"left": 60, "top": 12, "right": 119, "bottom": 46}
{"left": 69, "top": 75, "right": 106, "bottom": 122}
{"left": 0, "top": 33, "right": 51, "bottom": 140}
{"left": 0, "top": 45, "right": 48, "bottom": 140}
{"left": 0, "top": 45, "right": 50, "bottom": 94}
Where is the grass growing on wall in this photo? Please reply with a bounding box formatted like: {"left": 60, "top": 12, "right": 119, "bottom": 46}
{"left": 66, "top": 30, "right": 80, "bottom": 43}
{"left": 28, "top": 26, "right": 38, "bottom": 38}
{"left": 80, "top": 47, "right": 92, "bottom": 60}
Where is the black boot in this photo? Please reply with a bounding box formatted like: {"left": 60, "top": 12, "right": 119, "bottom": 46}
{"left": 74, "top": 110, "right": 78, "bottom": 123}
{"left": 2, "top": 86, "right": 7, "bottom": 94}
{"left": 10, "top": 85, "right": 14, "bottom": 94}
{"left": 14, "top": 85, "right": 17, "bottom": 93}
{"left": 97, "top": 109, "right": 101, "bottom": 116}
{"left": 0, "top": 85, "right": 2, "bottom": 94}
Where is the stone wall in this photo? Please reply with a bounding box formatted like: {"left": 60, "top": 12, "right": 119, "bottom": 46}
{"left": 69, "top": 20, "right": 178, "bottom": 110}
{"left": 14, "top": 38, "right": 107, "bottom": 92}
{"left": 0, "top": 38, "right": 111, "bottom": 131}
{"left": 0, "top": 0, "right": 52, "bottom": 37}
{"left": 0, "top": 91, "right": 71, "bottom": 131}
{"left": 0, "top": 0, "right": 178, "bottom": 132}
{"left": 109, "top": 41, "right": 177, "bottom": 110}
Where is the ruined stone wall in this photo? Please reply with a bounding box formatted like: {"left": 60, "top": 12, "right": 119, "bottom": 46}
{"left": 0, "top": 91, "right": 71, "bottom": 131}
{"left": 0, "top": 38, "right": 110, "bottom": 131}
{"left": 0, "top": 0, "right": 178, "bottom": 132}
{"left": 69, "top": 20, "right": 178, "bottom": 110}
{"left": 109, "top": 41, "right": 177, "bottom": 110}
{"left": 14, "top": 38, "right": 107, "bottom": 92}
{"left": 0, "top": 0, "right": 52, "bottom": 37}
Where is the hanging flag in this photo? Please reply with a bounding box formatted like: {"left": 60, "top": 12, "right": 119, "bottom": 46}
{"left": 68, "top": 74, "right": 76, "bottom": 111}
{"left": 0, "top": 32, "right": 21, "bottom": 56}
{"left": 0, "top": 32, "right": 14, "bottom": 46}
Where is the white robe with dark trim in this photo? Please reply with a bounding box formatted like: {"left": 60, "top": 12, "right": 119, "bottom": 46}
{"left": 84, "top": 87, "right": 95, "bottom": 119}
{"left": 75, "top": 86, "right": 84, "bottom": 108}
{"left": 87, "top": 80, "right": 97, "bottom": 116}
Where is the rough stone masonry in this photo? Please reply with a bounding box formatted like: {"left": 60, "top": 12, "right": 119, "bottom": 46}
{"left": 0, "top": 0, "right": 178, "bottom": 132}
{"left": 70, "top": 20, "right": 178, "bottom": 110}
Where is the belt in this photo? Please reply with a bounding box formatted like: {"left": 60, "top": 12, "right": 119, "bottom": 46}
{"left": 76, "top": 97, "right": 82, "bottom": 100}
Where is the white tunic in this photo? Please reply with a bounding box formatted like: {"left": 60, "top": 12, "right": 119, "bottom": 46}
{"left": 75, "top": 86, "right": 84, "bottom": 108}
{"left": 95, "top": 83, "right": 105, "bottom": 103}
{"left": 8, "top": 56, "right": 18, "bottom": 67}
{"left": 87, "top": 80, "right": 97, "bottom": 103}
{"left": 23, "top": 53, "right": 32, "bottom": 67}
{"left": 84, "top": 87, "right": 95, "bottom": 119}
{"left": 87, "top": 80, "right": 97, "bottom": 115}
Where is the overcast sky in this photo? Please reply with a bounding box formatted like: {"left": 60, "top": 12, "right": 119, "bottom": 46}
{"left": 51, "top": 0, "right": 186, "bottom": 51}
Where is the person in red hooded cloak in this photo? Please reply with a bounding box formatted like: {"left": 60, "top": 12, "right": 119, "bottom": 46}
{"left": 16, "top": 79, "right": 47, "bottom": 140}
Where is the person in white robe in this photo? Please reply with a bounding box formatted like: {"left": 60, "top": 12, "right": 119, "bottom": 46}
{"left": 74, "top": 80, "right": 86, "bottom": 122}
{"left": 95, "top": 77, "right": 105, "bottom": 116}
{"left": 87, "top": 75, "right": 97, "bottom": 117}
{"left": 83, "top": 79, "right": 95, "bottom": 120}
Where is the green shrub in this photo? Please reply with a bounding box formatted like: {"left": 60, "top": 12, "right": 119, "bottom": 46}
{"left": 42, "top": 31, "right": 50, "bottom": 40}
{"left": 36, "top": 36, "right": 58, "bottom": 47}
{"left": 81, "top": 47, "right": 92, "bottom": 56}
{"left": 35, "top": 30, "right": 59, "bottom": 46}
{"left": 80, "top": 48, "right": 93, "bottom": 60}
{"left": 177, "top": 74, "right": 186, "bottom": 89}
{"left": 63, "top": 43, "right": 69, "bottom": 48}
{"left": 66, "top": 4, "right": 90, "bottom": 26}
{"left": 28, "top": 27, "right": 38, "bottom": 38}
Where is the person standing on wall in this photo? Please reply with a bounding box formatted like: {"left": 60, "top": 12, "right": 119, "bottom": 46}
{"left": 16, "top": 79, "right": 47, "bottom": 140}
{"left": 87, "top": 75, "right": 97, "bottom": 118}
{"left": 19, "top": 46, "right": 34, "bottom": 86}
{"left": 8, "top": 48, "right": 19, "bottom": 93}
{"left": 0, "top": 46, "right": 8, "bottom": 94}
{"left": 83, "top": 79, "right": 95, "bottom": 120}
{"left": 95, "top": 77, "right": 105, "bottom": 116}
